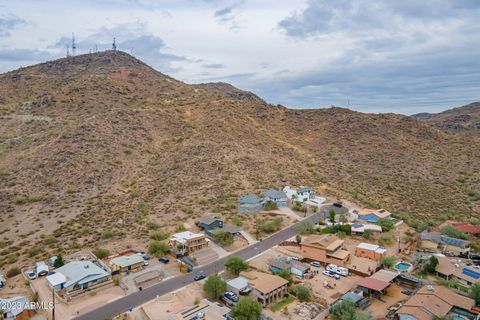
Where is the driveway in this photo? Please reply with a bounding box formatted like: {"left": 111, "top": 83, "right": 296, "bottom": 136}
{"left": 74, "top": 211, "right": 325, "bottom": 320}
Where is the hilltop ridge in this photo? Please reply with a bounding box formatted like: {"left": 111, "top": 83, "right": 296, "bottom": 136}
{"left": 0, "top": 51, "right": 479, "bottom": 268}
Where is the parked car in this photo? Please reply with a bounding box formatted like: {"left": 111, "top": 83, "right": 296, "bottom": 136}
{"left": 310, "top": 261, "right": 321, "bottom": 267}
{"left": 289, "top": 256, "right": 300, "bottom": 261}
{"left": 223, "top": 291, "right": 239, "bottom": 302}
{"left": 143, "top": 254, "right": 151, "bottom": 260}
{"left": 194, "top": 273, "right": 206, "bottom": 281}
{"left": 322, "top": 270, "right": 335, "bottom": 277}
{"left": 333, "top": 202, "right": 342, "bottom": 208}
{"left": 335, "top": 267, "right": 349, "bottom": 276}
{"left": 401, "top": 289, "right": 414, "bottom": 296}
{"left": 159, "top": 257, "right": 170, "bottom": 264}
{"left": 326, "top": 264, "right": 338, "bottom": 273}
{"left": 144, "top": 261, "right": 149, "bottom": 267}
{"left": 26, "top": 271, "right": 37, "bottom": 280}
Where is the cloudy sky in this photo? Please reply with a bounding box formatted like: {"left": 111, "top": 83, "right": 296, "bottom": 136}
{"left": 0, "top": 0, "right": 479, "bottom": 114}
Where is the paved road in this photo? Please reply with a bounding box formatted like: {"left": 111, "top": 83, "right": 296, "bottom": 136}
{"left": 74, "top": 211, "right": 325, "bottom": 320}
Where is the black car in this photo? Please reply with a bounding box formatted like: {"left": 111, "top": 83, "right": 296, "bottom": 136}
{"left": 333, "top": 202, "right": 342, "bottom": 208}
{"left": 194, "top": 274, "right": 206, "bottom": 281}
{"left": 143, "top": 254, "right": 151, "bottom": 260}
{"left": 159, "top": 257, "right": 170, "bottom": 264}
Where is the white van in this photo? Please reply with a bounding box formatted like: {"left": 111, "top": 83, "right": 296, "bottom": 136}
{"left": 326, "top": 264, "right": 338, "bottom": 273}
{"left": 335, "top": 267, "right": 349, "bottom": 276}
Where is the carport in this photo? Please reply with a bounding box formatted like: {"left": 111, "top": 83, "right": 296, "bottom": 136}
{"left": 356, "top": 277, "right": 390, "bottom": 297}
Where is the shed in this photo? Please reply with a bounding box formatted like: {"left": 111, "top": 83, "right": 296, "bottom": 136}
{"left": 46, "top": 272, "right": 67, "bottom": 291}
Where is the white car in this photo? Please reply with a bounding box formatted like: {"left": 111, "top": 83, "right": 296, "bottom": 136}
{"left": 144, "top": 261, "right": 149, "bottom": 267}
{"left": 335, "top": 267, "right": 349, "bottom": 276}
{"left": 322, "top": 270, "right": 335, "bottom": 277}
{"left": 326, "top": 264, "right": 338, "bottom": 273}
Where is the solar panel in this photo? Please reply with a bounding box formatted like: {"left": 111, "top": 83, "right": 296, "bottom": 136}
{"left": 463, "top": 268, "right": 480, "bottom": 279}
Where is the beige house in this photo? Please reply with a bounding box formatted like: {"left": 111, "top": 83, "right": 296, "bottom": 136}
{"left": 396, "top": 285, "right": 476, "bottom": 320}
{"left": 169, "top": 231, "right": 209, "bottom": 255}
{"left": 355, "top": 243, "right": 387, "bottom": 261}
{"left": 240, "top": 270, "right": 288, "bottom": 306}
{"left": 434, "top": 254, "right": 480, "bottom": 287}
{"left": 300, "top": 234, "right": 350, "bottom": 266}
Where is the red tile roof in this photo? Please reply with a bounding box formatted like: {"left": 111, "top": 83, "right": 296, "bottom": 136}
{"left": 357, "top": 277, "right": 390, "bottom": 292}
{"left": 452, "top": 223, "right": 480, "bottom": 235}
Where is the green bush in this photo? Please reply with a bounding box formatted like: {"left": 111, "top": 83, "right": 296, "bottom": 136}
{"left": 264, "top": 200, "right": 278, "bottom": 211}
{"left": 376, "top": 218, "right": 395, "bottom": 232}
{"left": 93, "top": 248, "right": 110, "bottom": 259}
{"left": 148, "top": 241, "right": 170, "bottom": 257}
{"left": 149, "top": 231, "right": 169, "bottom": 241}
{"left": 213, "top": 231, "right": 234, "bottom": 246}
{"left": 293, "top": 285, "right": 310, "bottom": 302}
{"left": 203, "top": 276, "right": 227, "bottom": 300}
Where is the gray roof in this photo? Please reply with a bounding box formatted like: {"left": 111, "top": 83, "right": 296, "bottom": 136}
{"left": 239, "top": 194, "right": 262, "bottom": 204}
{"left": 110, "top": 254, "right": 144, "bottom": 268}
{"left": 420, "top": 231, "right": 470, "bottom": 248}
{"left": 270, "top": 257, "right": 309, "bottom": 273}
{"left": 53, "top": 261, "right": 109, "bottom": 289}
{"left": 197, "top": 215, "right": 222, "bottom": 226}
{"left": 341, "top": 292, "right": 364, "bottom": 304}
{"left": 297, "top": 187, "right": 313, "bottom": 193}
{"left": 264, "top": 189, "right": 287, "bottom": 199}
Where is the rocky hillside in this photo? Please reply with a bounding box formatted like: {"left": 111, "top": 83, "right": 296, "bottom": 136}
{"left": 0, "top": 51, "right": 479, "bottom": 267}
{"left": 412, "top": 102, "right": 480, "bottom": 132}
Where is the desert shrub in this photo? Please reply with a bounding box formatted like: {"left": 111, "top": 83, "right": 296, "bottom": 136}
{"left": 213, "top": 231, "right": 234, "bottom": 246}
{"left": 264, "top": 200, "right": 278, "bottom": 211}
{"left": 6, "top": 267, "right": 21, "bottom": 278}
{"left": 379, "top": 234, "right": 394, "bottom": 246}
{"left": 101, "top": 230, "right": 114, "bottom": 239}
{"left": 149, "top": 231, "right": 169, "bottom": 241}
{"left": 93, "top": 248, "right": 110, "bottom": 259}
{"left": 148, "top": 241, "right": 170, "bottom": 257}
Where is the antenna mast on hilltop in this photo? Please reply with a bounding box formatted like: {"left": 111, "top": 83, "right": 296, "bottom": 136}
{"left": 112, "top": 37, "right": 117, "bottom": 51}
{"left": 71, "top": 33, "right": 76, "bottom": 56}
{"left": 66, "top": 44, "right": 70, "bottom": 57}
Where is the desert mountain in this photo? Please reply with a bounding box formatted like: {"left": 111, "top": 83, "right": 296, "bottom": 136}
{"left": 0, "top": 51, "right": 479, "bottom": 266}
{"left": 412, "top": 102, "right": 480, "bottom": 132}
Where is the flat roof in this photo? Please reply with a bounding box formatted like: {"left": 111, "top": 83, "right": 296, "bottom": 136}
{"left": 46, "top": 272, "right": 67, "bottom": 287}
{"left": 357, "top": 277, "right": 390, "bottom": 291}
{"left": 110, "top": 254, "right": 144, "bottom": 268}
{"left": 171, "top": 231, "right": 206, "bottom": 243}
{"left": 370, "top": 269, "right": 399, "bottom": 283}
{"left": 227, "top": 276, "right": 249, "bottom": 290}
{"left": 241, "top": 270, "right": 288, "bottom": 295}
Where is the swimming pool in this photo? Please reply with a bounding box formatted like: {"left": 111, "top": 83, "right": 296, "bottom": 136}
{"left": 394, "top": 261, "right": 413, "bottom": 272}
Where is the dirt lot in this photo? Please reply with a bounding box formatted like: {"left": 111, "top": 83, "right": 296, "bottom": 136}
{"left": 302, "top": 267, "right": 363, "bottom": 304}
{"left": 126, "top": 282, "right": 205, "bottom": 320}
{"left": 364, "top": 284, "right": 409, "bottom": 320}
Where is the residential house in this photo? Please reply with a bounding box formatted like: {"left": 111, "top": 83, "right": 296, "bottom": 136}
{"left": 300, "top": 234, "right": 350, "bottom": 266}
{"left": 419, "top": 231, "right": 471, "bottom": 254}
{"left": 196, "top": 215, "right": 224, "bottom": 230}
{"left": 196, "top": 215, "right": 241, "bottom": 237}
{"left": 350, "top": 223, "right": 382, "bottom": 236}
{"left": 396, "top": 285, "right": 478, "bottom": 320}
{"left": 238, "top": 194, "right": 263, "bottom": 214}
{"left": 357, "top": 208, "right": 392, "bottom": 223}
{"left": 451, "top": 223, "right": 480, "bottom": 237}
{"left": 227, "top": 276, "right": 251, "bottom": 296}
{"left": 296, "top": 187, "right": 316, "bottom": 201}
{"left": 263, "top": 189, "right": 288, "bottom": 208}
{"left": 175, "top": 299, "right": 231, "bottom": 320}
{"left": 355, "top": 243, "right": 387, "bottom": 261}
{"left": 269, "top": 257, "right": 310, "bottom": 278}
{"left": 0, "top": 296, "right": 35, "bottom": 320}
{"left": 240, "top": 270, "right": 288, "bottom": 306}
{"left": 169, "top": 231, "right": 209, "bottom": 255}
{"left": 46, "top": 261, "right": 110, "bottom": 293}
{"left": 333, "top": 290, "right": 369, "bottom": 309}
{"left": 434, "top": 254, "right": 480, "bottom": 287}
{"left": 109, "top": 254, "right": 144, "bottom": 273}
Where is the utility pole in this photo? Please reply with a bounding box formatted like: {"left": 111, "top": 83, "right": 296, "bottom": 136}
{"left": 72, "top": 33, "right": 76, "bottom": 56}
{"left": 52, "top": 287, "right": 55, "bottom": 320}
